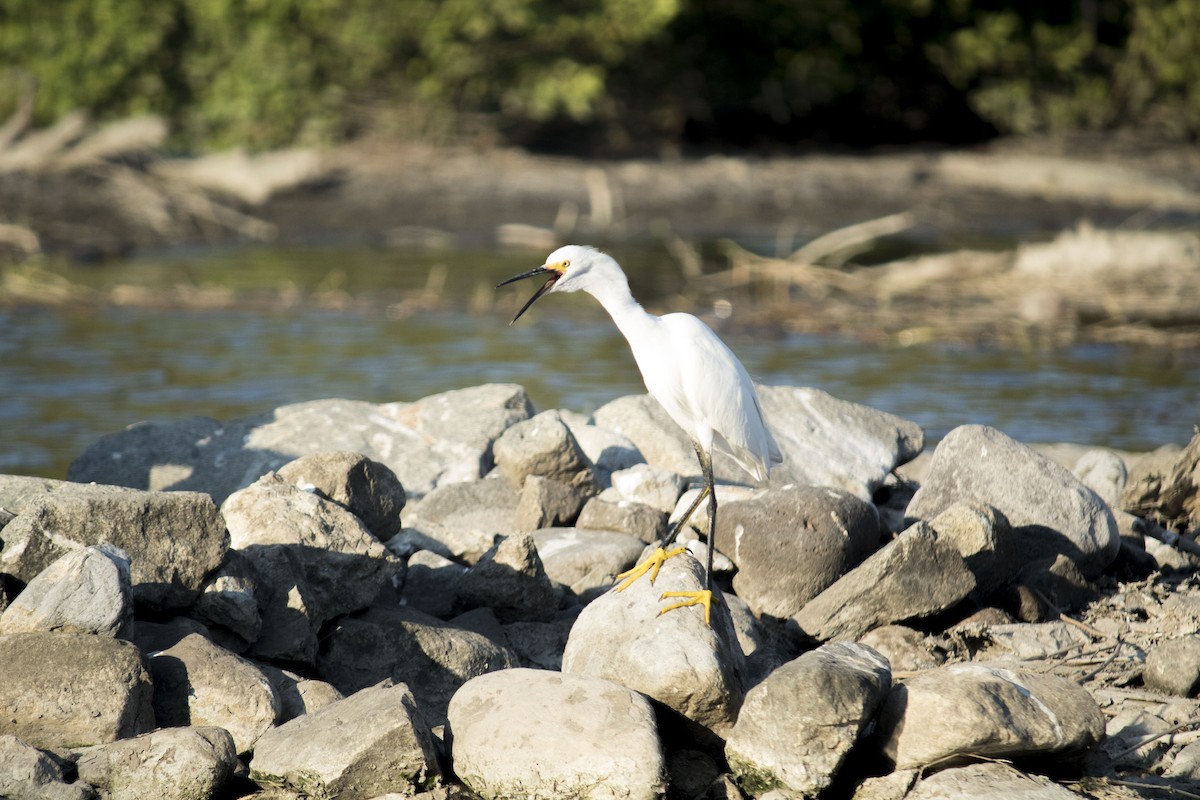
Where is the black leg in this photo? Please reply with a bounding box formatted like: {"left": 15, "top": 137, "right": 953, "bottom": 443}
{"left": 657, "top": 470, "right": 710, "bottom": 551}
{"left": 696, "top": 444, "right": 716, "bottom": 592}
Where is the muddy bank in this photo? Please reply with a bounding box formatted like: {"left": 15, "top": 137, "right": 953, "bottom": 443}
{"left": 3, "top": 119, "right": 1200, "bottom": 347}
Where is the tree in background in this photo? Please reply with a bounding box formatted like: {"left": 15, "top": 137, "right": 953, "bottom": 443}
{"left": 0, "top": 0, "right": 1196, "bottom": 153}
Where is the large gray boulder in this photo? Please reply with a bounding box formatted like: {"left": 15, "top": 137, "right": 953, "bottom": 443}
{"left": 532, "top": 527, "right": 646, "bottom": 602}
{"left": 316, "top": 606, "right": 517, "bottom": 721}
{"left": 222, "top": 472, "right": 400, "bottom": 622}
{"left": 562, "top": 553, "right": 746, "bottom": 742}
{"left": 0, "top": 477, "right": 227, "bottom": 611}
{"left": 758, "top": 386, "right": 925, "bottom": 498}
{"left": 0, "top": 632, "right": 154, "bottom": 748}
{"left": 592, "top": 387, "right": 922, "bottom": 498}
{"left": 0, "top": 544, "right": 132, "bottom": 637}
{"left": 73, "top": 726, "right": 236, "bottom": 800}
{"left": 0, "top": 734, "right": 91, "bottom": 800}
{"left": 726, "top": 643, "right": 892, "bottom": 797}
{"left": 906, "top": 424, "right": 1120, "bottom": 577}
{"left": 68, "top": 384, "right": 533, "bottom": 502}
{"left": 877, "top": 663, "right": 1105, "bottom": 769}
{"left": 793, "top": 522, "right": 975, "bottom": 642}
{"left": 448, "top": 668, "right": 665, "bottom": 800}
{"left": 149, "top": 633, "right": 280, "bottom": 754}
{"left": 722, "top": 485, "right": 880, "bottom": 619}
{"left": 276, "top": 450, "right": 407, "bottom": 540}
{"left": 250, "top": 680, "right": 440, "bottom": 800}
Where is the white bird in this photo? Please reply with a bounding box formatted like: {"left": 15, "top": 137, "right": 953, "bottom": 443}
{"left": 498, "top": 244, "right": 781, "bottom": 624}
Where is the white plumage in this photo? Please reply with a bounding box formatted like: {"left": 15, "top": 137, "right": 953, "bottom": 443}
{"left": 498, "top": 244, "right": 781, "bottom": 623}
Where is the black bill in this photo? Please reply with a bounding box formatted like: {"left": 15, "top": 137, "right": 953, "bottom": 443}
{"left": 497, "top": 266, "right": 559, "bottom": 324}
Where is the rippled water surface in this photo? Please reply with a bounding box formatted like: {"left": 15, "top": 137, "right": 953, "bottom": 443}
{"left": 2, "top": 245, "right": 1197, "bottom": 479}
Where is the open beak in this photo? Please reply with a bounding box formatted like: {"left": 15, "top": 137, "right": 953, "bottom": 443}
{"left": 497, "top": 266, "right": 560, "bottom": 324}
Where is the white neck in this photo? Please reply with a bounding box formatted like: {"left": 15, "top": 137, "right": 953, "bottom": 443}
{"left": 583, "top": 275, "right": 658, "bottom": 345}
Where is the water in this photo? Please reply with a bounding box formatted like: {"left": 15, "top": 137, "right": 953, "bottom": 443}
{"left": 2, "top": 246, "right": 1197, "bottom": 479}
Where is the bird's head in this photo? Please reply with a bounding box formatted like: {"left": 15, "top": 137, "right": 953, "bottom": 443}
{"left": 496, "top": 244, "right": 620, "bottom": 324}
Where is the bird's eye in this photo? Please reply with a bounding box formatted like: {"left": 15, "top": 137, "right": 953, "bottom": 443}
{"left": 561, "top": 260, "right": 570, "bottom": 269}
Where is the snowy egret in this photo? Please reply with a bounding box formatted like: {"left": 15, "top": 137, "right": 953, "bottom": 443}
{"left": 498, "top": 245, "right": 781, "bottom": 623}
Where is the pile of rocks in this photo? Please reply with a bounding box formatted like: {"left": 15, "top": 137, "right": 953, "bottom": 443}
{"left": 1, "top": 382, "right": 1198, "bottom": 800}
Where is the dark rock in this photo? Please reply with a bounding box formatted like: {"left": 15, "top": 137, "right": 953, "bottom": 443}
{"left": 277, "top": 450, "right": 407, "bottom": 540}
{"left": 454, "top": 533, "right": 558, "bottom": 622}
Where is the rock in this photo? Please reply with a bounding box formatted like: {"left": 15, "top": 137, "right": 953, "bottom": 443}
{"left": 1144, "top": 635, "right": 1200, "bottom": 696}
{"left": 592, "top": 394, "right": 706, "bottom": 479}
{"left": 610, "top": 464, "right": 686, "bottom": 513}
{"left": 1072, "top": 448, "right": 1127, "bottom": 508}
{"left": 926, "top": 501, "right": 1017, "bottom": 598}
{"left": 237, "top": 545, "right": 320, "bottom": 664}
{"left": 722, "top": 485, "right": 880, "bottom": 619}
{"left": 448, "top": 668, "right": 665, "bottom": 800}
{"left": 725, "top": 643, "right": 891, "bottom": 798}
{"left": 316, "top": 606, "right": 517, "bottom": 721}
{"left": 560, "top": 409, "right": 646, "bottom": 487}
{"left": 513, "top": 475, "right": 587, "bottom": 531}
{"left": 73, "top": 726, "right": 236, "bottom": 800}
{"left": 0, "top": 544, "right": 132, "bottom": 637}
{"left": 905, "top": 761, "right": 1085, "bottom": 799}
{"left": 576, "top": 495, "right": 669, "bottom": 543}
{"left": 129, "top": 616, "right": 212, "bottom": 654}
{"left": 532, "top": 527, "right": 645, "bottom": 603}
{"left": 189, "top": 549, "right": 261, "bottom": 650}
{"left": 0, "top": 477, "right": 227, "bottom": 611}
{"left": 1008, "top": 553, "right": 1098, "bottom": 613}
{"left": 68, "top": 384, "right": 533, "bottom": 503}
{"left": 561, "top": 553, "right": 746, "bottom": 742}
{"left": 255, "top": 663, "right": 345, "bottom": 723}
{"left": 502, "top": 617, "right": 575, "bottom": 670}
{"left": 1166, "top": 740, "right": 1200, "bottom": 780}
{"left": 493, "top": 409, "right": 600, "bottom": 494}
{"left": 666, "top": 750, "right": 722, "bottom": 800}
{"left": 757, "top": 386, "right": 925, "bottom": 498}
{"left": 973, "top": 620, "right": 1092, "bottom": 661}
{"left": 223, "top": 472, "right": 400, "bottom": 620}
{"left": 877, "top": 663, "right": 1105, "bottom": 769}
{"left": 454, "top": 533, "right": 559, "bottom": 622}
{"left": 0, "top": 734, "right": 89, "bottom": 800}
{"left": 0, "top": 632, "right": 153, "bottom": 748}
{"left": 905, "top": 425, "right": 1120, "bottom": 577}
{"left": 399, "top": 549, "right": 469, "bottom": 618}
{"left": 1123, "top": 434, "right": 1200, "bottom": 533}
{"left": 149, "top": 633, "right": 280, "bottom": 754}
{"left": 1103, "top": 708, "right": 1173, "bottom": 769}
{"left": 393, "top": 477, "right": 517, "bottom": 562}
{"left": 277, "top": 450, "right": 407, "bottom": 540}
{"left": 857, "top": 625, "right": 945, "bottom": 672}
{"left": 793, "top": 522, "right": 975, "bottom": 642}
{"left": 250, "top": 680, "right": 440, "bottom": 800}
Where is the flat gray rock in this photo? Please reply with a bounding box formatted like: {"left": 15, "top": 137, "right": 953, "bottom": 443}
{"left": 448, "top": 668, "right": 665, "bottom": 800}
{"left": 67, "top": 384, "right": 533, "bottom": 502}
{"left": 576, "top": 495, "right": 669, "bottom": 543}
{"left": 726, "top": 643, "right": 892, "bottom": 797}
{"left": 0, "top": 477, "right": 227, "bottom": 611}
{"left": 793, "top": 522, "right": 975, "bottom": 642}
{"left": 723, "top": 485, "right": 880, "bottom": 619}
{"left": 906, "top": 424, "right": 1120, "bottom": 577}
{"left": 73, "top": 726, "right": 236, "bottom": 800}
{"left": 149, "top": 633, "right": 280, "bottom": 754}
{"left": 277, "top": 450, "right": 407, "bottom": 540}
{"left": 758, "top": 386, "right": 925, "bottom": 498}
{"left": 394, "top": 476, "right": 518, "bottom": 562}
{"left": 609, "top": 464, "right": 686, "bottom": 513}
{"left": 532, "top": 527, "right": 646, "bottom": 602}
{"left": 877, "top": 663, "right": 1105, "bottom": 769}
{"left": 1144, "top": 635, "right": 1200, "bottom": 696}
{"left": 906, "top": 762, "right": 1086, "bottom": 799}
{"left": 561, "top": 553, "right": 746, "bottom": 741}
{"left": 316, "top": 606, "right": 517, "bottom": 722}
{"left": 251, "top": 680, "right": 440, "bottom": 800}
{"left": 0, "top": 544, "right": 132, "bottom": 637}
{"left": 0, "top": 632, "right": 153, "bottom": 749}
{"left": 254, "top": 662, "right": 345, "bottom": 723}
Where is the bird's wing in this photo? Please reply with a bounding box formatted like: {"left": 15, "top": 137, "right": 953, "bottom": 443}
{"left": 660, "top": 313, "right": 780, "bottom": 480}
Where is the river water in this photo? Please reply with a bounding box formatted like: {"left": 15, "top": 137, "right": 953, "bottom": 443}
{"left": 2, "top": 245, "right": 1196, "bottom": 479}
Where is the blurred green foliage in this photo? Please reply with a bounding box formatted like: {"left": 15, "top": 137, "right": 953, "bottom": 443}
{"left": 0, "top": 0, "right": 1196, "bottom": 151}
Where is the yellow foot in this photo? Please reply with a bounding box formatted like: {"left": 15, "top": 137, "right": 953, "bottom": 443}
{"left": 615, "top": 546, "right": 687, "bottom": 592}
{"left": 658, "top": 590, "right": 714, "bottom": 625}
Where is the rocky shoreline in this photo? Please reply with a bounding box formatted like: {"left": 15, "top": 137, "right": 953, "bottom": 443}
{"left": 1, "top": 383, "right": 1198, "bottom": 799}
